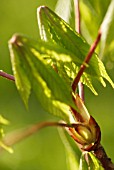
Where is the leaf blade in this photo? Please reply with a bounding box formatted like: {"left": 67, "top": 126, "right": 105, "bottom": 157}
{"left": 88, "top": 152, "right": 104, "bottom": 170}
{"left": 9, "top": 34, "right": 77, "bottom": 123}
{"left": 58, "top": 128, "right": 80, "bottom": 170}
{"left": 9, "top": 38, "right": 31, "bottom": 108}
{"left": 37, "top": 6, "right": 114, "bottom": 94}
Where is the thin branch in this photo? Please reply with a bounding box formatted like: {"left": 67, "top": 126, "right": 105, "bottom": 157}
{"left": 0, "top": 70, "right": 15, "bottom": 81}
{"left": 72, "top": 29, "right": 102, "bottom": 92}
{"left": 74, "top": 0, "right": 80, "bottom": 33}
{"left": 72, "top": 3, "right": 114, "bottom": 169}
{"left": 74, "top": 0, "right": 84, "bottom": 101}
{"left": 0, "top": 121, "right": 79, "bottom": 151}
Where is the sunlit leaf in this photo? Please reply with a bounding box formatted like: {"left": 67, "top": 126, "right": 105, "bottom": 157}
{"left": 80, "top": 0, "right": 111, "bottom": 43}
{"left": 80, "top": 0, "right": 114, "bottom": 70}
{"left": 0, "top": 141, "right": 13, "bottom": 154}
{"left": 9, "top": 45, "right": 31, "bottom": 108}
{"left": 88, "top": 152, "right": 104, "bottom": 170}
{"left": 0, "top": 115, "right": 9, "bottom": 139}
{"left": 9, "top": 34, "right": 78, "bottom": 123}
{"left": 37, "top": 6, "right": 114, "bottom": 94}
{"left": 0, "top": 115, "right": 9, "bottom": 125}
{"left": 58, "top": 127, "right": 80, "bottom": 170}
{"left": 100, "top": 0, "right": 114, "bottom": 63}
{"left": 55, "top": 0, "right": 72, "bottom": 23}
{"left": 0, "top": 115, "right": 13, "bottom": 154}
{"left": 79, "top": 152, "right": 88, "bottom": 170}
{"left": 79, "top": 152, "right": 104, "bottom": 170}
{"left": 55, "top": 0, "right": 75, "bottom": 29}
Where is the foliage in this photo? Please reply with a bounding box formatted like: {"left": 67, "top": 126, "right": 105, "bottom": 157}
{"left": 9, "top": 6, "right": 114, "bottom": 121}
{"left": 0, "top": 115, "right": 13, "bottom": 153}
{"left": 0, "top": 0, "right": 114, "bottom": 170}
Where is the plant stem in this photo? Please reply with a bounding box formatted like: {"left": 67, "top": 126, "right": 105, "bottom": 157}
{"left": 0, "top": 70, "right": 15, "bottom": 81}
{"left": 72, "top": 29, "right": 102, "bottom": 92}
{"left": 73, "top": 2, "right": 114, "bottom": 169}
{"left": 74, "top": 0, "right": 84, "bottom": 101}
{"left": 74, "top": 0, "right": 80, "bottom": 33}
{"left": 94, "top": 144, "right": 114, "bottom": 170}
{"left": 0, "top": 121, "right": 77, "bottom": 151}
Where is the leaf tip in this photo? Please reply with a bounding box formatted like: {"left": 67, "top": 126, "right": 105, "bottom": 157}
{"left": 37, "top": 5, "right": 47, "bottom": 13}
{"left": 9, "top": 34, "right": 21, "bottom": 45}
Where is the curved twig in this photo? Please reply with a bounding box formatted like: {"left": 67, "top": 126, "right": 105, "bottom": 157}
{"left": 0, "top": 121, "right": 81, "bottom": 152}
{"left": 0, "top": 70, "right": 15, "bottom": 81}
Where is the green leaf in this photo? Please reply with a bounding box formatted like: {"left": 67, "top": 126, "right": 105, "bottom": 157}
{"left": 37, "top": 6, "right": 114, "bottom": 94}
{"left": 0, "top": 115, "right": 9, "bottom": 125}
{"left": 55, "top": 0, "right": 75, "bottom": 29}
{"left": 79, "top": 152, "right": 104, "bottom": 170}
{"left": 37, "top": 6, "right": 89, "bottom": 57}
{"left": 0, "top": 115, "right": 13, "bottom": 154}
{"left": 55, "top": 0, "right": 72, "bottom": 23}
{"left": 80, "top": 0, "right": 114, "bottom": 70}
{"left": 88, "top": 152, "right": 104, "bottom": 170}
{"left": 0, "top": 115, "right": 9, "bottom": 139}
{"left": 100, "top": 0, "right": 114, "bottom": 64}
{"left": 58, "top": 127, "right": 79, "bottom": 170}
{"left": 79, "top": 152, "right": 88, "bottom": 170}
{"left": 0, "top": 141, "right": 13, "bottom": 154}
{"left": 9, "top": 43, "right": 31, "bottom": 108}
{"left": 80, "top": 0, "right": 111, "bottom": 43}
{"left": 9, "top": 34, "right": 77, "bottom": 123}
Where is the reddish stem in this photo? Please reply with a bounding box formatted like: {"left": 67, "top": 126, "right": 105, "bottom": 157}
{"left": 0, "top": 121, "right": 80, "bottom": 149}
{"left": 74, "top": 0, "right": 80, "bottom": 33}
{"left": 74, "top": 0, "right": 84, "bottom": 101}
{"left": 72, "top": 29, "right": 102, "bottom": 92}
{"left": 0, "top": 70, "right": 15, "bottom": 81}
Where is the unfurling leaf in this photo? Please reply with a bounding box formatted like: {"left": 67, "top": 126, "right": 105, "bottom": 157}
{"left": 67, "top": 95, "right": 101, "bottom": 151}
{"left": 37, "top": 6, "right": 114, "bottom": 94}
{"left": 79, "top": 152, "right": 88, "bottom": 170}
{"left": 58, "top": 127, "right": 79, "bottom": 170}
{"left": 88, "top": 152, "right": 104, "bottom": 170}
{"left": 79, "top": 152, "right": 104, "bottom": 170}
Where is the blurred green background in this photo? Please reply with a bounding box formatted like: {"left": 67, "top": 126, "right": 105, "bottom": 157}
{"left": 0, "top": 0, "right": 114, "bottom": 170}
